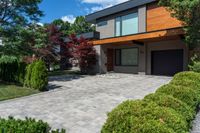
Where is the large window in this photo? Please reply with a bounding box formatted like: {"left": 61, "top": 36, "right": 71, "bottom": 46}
{"left": 115, "top": 13, "right": 138, "bottom": 36}
{"left": 115, "top": 48, "right": 138, "bottom": 66}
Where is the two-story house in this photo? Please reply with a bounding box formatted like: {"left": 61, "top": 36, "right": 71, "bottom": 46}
{"left": 85, "top": 0, "right": 188, "bottom": 76}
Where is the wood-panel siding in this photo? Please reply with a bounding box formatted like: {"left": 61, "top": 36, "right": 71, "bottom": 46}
{"left": 147, "top": 3, "right": 182, "bottom": 32}
{"left": 92, "top": 28, "right": 184, "bottom": 45}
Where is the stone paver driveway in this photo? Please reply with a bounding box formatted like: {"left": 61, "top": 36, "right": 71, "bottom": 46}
{"left": 0, "top": 74, "right": 171, "bottom": 133}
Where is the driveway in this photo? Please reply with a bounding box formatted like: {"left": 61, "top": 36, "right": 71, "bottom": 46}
{"left": 0, "top": 74, "right": 171, "bottom": 133}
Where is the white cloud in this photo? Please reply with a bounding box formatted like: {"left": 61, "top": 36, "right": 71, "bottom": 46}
{"left": 37, "top": 22, "right": 44, "bottom": 26}
{"left": 81, "top": 0, "right": 129, "bottom": 13}
{"left": 82, "top": 0, "right": 128, "bottom": 5}
{"left": 61, "top": 15, "right": 76, "bottom": 23}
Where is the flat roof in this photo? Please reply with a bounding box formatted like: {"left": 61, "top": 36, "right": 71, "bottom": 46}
{"left": 86, "top": 0, "right": 156, "bottom": 23}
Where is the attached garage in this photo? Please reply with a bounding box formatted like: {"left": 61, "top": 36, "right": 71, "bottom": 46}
{"left": 151, "top": 49, "right": 184, "bottom": 76}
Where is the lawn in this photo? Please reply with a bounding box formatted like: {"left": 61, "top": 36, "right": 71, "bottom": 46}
{"left": 0, "top": 84, "right": 39, "bottom": 101}
{"left": 48, "top": 70, "right": 81, "bottom": 76}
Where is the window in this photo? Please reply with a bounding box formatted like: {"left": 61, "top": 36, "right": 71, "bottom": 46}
{"left": 115, "top": 13, "right": 138, "bottom": 36}
{"left": 115, "top": 17, "right": 121, "bottom": 37}
{"left": 97, "top": 21, "right": 107, "bottom": 27}
{"left": 115, "top": 48, "right": 138, "bottom": 66}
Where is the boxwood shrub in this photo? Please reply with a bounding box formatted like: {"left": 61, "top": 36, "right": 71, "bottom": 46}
{"left": 144, "top": 93, "right": 194, "bottom": 124}
{"left": 156, "top": 84, "right": 200, "bottom": 108}
{"left": 101, "top": 71, "right": 200, "bottom": 133}
{"left": 102, "top": 100, "right": 188, "bottom": 133}
{"left": 0, "top": 117, "right": 65, "bottom": 133}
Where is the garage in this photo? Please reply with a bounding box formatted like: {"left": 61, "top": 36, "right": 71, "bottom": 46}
{"left": 151, "top": 49, "right": 184, "bottom": 76}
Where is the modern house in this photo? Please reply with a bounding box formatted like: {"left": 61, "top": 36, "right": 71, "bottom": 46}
{"left": 85, "top": 0, "right": 188, "bottom": 76}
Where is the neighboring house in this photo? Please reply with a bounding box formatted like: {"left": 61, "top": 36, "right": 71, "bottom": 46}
{"left": 85, "top": 0, "right": 188, "bottom": 76}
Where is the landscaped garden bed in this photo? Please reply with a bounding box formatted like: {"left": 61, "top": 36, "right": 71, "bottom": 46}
{"left": 101, "top": 71, "right": 200, "bottom": 133}
{"left": 0, "top": 56, "right": 48, "bottom": 101}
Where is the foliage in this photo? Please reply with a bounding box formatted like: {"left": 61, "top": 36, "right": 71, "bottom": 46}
{"left": 144, "top": 93, "right": 194, "bottom": 123}
{"left": 101, "top": 100, "right": 187, "bottom": 133}
{"left": 68, "top": 34, "right": 97, "bottom": 74}
{"left": 0, "top": 0, "right": 43, "bottom": 27}
{"left": 24, "top": 62, "right": 36, "bottom": 88}
{"left": 0, "top": 55, "right": 27, "bottom": 83}
{"left": 189, "top": 54, "right": 200, "bottom": 73}
{"left": 0, "top": 25, "right": 37, "bottom": 57}
{"left": 0, "top": 55, "right": 18, "bottom": 82}
{"left": 30, "top": 60, "right": 48, "bottom": 91}
{"left": 0, "top": 117, "right": 65, "bottom": 133}
{"left": 171, "top": 71, "right": 200, "bottom": 93}
{"left": 0, "top": 0, "right": 43, "bottom": 57}
{"left": 101, "top": 72, "right": 200, "bottom": 133}
{"left": 52, "top": 19, "right": 71, "bottom": 36}
{"left": 70, "top": 16, "right": 95, "bottom": 35}
{"left": 16, "top": 62, "right": 27, "bottom": 84}
{"left": 159, "top": 0, "right": 200, "bottom": 48}
{"left": 156, "top": 84, "right": 200, "bottom": 108}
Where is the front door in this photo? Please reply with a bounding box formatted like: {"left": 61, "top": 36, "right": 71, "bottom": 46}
{"left": 107, "top": 49, "right": 114, "bottom": 71}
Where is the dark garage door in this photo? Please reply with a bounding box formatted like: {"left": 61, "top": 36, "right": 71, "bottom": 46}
{"left": 151, "top": 49, "right": 183, "bottom": 76}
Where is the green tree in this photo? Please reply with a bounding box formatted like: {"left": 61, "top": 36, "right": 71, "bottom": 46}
{"left": 159, "top": 0, "right": 200, "bottom": 49}
{"left": 52, "top": 19, "right": 71, "bottom": 36}
{"left": 0, "top": 0, "right": 43, "bottom": 27}
{"left": 71, "top": 16, "right": 95, "bottom": 34}
{"left": 0, "top": 0, "right": 44, "bottom": 58}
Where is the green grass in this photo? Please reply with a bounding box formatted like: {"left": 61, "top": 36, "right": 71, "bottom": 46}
{"left": 48, "top": 70, "right": 81, "bottom": 76}
{"left": 0, "top": 84, "right": 39, "bottom": 101}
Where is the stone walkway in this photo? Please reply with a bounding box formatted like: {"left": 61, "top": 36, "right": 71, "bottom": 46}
{"left": 191, "top": 111, "right": 200, "bottom": 133}
{"left": 0, "top": 74, "right": 171, "bottom": 133}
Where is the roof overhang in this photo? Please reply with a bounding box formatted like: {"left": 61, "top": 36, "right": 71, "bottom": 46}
{"left": 65, "top": 31, "right": 100, "bottom": 43}
{"left": 91, "top": 27, "right": 185, "bottom": 45}
{"left": 86, "top": 0, "right": 156, "bottom": 23}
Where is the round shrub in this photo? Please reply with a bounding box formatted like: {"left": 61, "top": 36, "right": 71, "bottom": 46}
{"left": 173, "top": 71, "right": 200, "bottom": 84}
{"left": 0, "top": 117, "right": 65, "bottom": 133}
{"left": 171, "top": 78, "right": 200, "bottom": 95}
{"left": 101, "top": 100, "right": 188, "bottom": 133}
{"left": 144, "top": 93, "right": 195, "bottom": 123}
{"left": 31, "top": 60, "right": 48, "bottom": 91}
{"left": 156, "top": 84, "right": 200, "bottom": 108}
{"left": 133, "top": 120, "right": 176, "bottom": 133}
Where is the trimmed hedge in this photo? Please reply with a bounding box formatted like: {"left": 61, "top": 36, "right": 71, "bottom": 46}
{"left": 144, "top": 93, "right": 194, "bottom": 124}
{"left": 101, "top": 72, "right": 200, "bottom": 133}
{"left": 0, "top": 55, "right": 27, "bottom": 84}
{"left": 0, "top": 117, "right": 65, "bottom": 133}
{"left": 156, "top": 84, "right": 200, "bottom": 108}
{"left": 0, "top": 56, "right": 19, "bottom": 82}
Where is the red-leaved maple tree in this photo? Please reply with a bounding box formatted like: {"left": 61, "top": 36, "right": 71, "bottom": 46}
{"left": 68, "top": 34, "right": 97, "bottom": 74}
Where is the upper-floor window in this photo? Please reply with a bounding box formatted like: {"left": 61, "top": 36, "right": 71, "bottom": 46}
{"left": 97, "top": 21, "right": 108, "bottom": 27}
{"left": 115, "top": 12, "right": 138, "bottom": 36}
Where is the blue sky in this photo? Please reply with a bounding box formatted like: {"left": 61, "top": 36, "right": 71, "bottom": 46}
{"left": 39, "top": 0, "right": 128, "bottom": 24}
